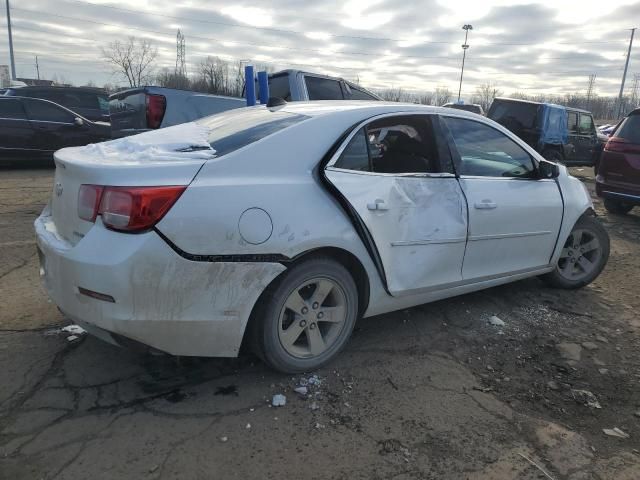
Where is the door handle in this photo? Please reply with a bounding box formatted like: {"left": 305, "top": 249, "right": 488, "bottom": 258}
{"left": 474, "top": 201, "right": 497, "bottom": 210}
{"left": 367, "top": 199, "right": 388, "bottom": 211}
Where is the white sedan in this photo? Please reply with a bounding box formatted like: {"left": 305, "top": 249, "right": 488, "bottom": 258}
{"left": 35, "top": 102, "right": 609, "bottom": 373}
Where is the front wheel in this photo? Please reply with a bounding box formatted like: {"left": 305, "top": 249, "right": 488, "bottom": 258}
{"left": 541, "top": 215, "right": 609, "bottom": 289}
{"left": 603, "top": 198, "right": 634, "bottom": 215}
{"left": 250, "top": 257, "right": 359, "bottom": 373}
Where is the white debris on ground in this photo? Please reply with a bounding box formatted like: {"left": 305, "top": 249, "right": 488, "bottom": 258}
{"left": 294, "top": 386, "right": 308, "bottom": 396}
{"left": 488, "top": 315, "right": 505, "bottom": 327}
{"left": 61, "top": 325, "right": 86, "bottom": 335}
{"left": 59, "top": 122, "right": 215, "bottom": 165}
{"left": 272, "top": 394, "right": 287, "bottom": 407}
{"left": 602, "top": 427, "right": 629, "bottom": 439}
{"left": 571, "top": 389, "right": 602, "bottom": 409}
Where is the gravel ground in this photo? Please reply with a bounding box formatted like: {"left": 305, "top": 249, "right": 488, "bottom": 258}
{"left": 0, "top": 166, "right": 638, "bottom": 480}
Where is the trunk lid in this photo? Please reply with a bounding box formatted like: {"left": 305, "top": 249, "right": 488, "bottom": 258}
{"left": 49, "top": 122, "right": 215, "bottom": 245}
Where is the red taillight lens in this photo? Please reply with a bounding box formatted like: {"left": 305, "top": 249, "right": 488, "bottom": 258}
{"left": 78, "top": 184, "right": 186, "bottom": 232}
{"left": 99, "top": 186, "right": 186, "bottom": 232}
{"left": 604, "top": 137, "right": 640, "bottom": 154}
{"left": 146, "top": 94, "right": 166, "bottom": 129}
{"left": 78, "top": 184, "right": 104, "bottom": 222}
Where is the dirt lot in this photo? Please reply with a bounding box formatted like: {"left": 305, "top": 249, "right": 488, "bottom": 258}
{"left": 1, "top": 166, "right": 639, "bottom": 480}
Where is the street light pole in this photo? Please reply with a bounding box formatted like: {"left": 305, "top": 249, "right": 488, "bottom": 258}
{"left": 616, "top": 28, "right": 636, "bottom": 118}
{"left": 5, "top": 0, "right": 16, "bottom": 80}
{"left": 457, "top": 24, "right": 473, "bottom": 103}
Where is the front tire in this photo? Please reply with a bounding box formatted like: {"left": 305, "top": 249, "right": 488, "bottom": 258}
{"left": 250, "top": 257, "right": 358, "bottom": 373}
{"left": 541, "top": 215, "right": 609, "bottom": 289}
{"left": 603, "top": 198, "right": 634, "bottom": 214}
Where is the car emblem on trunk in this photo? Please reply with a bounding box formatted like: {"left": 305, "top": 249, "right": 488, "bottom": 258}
{"left": 55, "top": 183, "right": 63, "bottom": 197}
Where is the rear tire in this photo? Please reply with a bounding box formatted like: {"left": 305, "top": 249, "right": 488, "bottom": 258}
{"left": 603, "top": 198, "right": 634, "bottom": 214}
{"left": 541, "top": 215, "right": 609, "bottom": 289}
{"left": 249, "top": 257, "right": 358, "bottom": 373}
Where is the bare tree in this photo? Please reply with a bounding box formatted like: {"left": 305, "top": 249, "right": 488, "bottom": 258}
{"left": 473, "top": 82, "right": 502, "bottom": 112}
{"left": 435, "top": 87, "right": 451, "bottom": 106}
{"left": 101, "top": 37, "right": 158, "bottom": 88}
{"left": 199, "top": 56, "right": 229, "bottom": 95}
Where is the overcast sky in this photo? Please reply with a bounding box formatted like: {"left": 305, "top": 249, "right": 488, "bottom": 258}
{"left": 1, "top": 0, "right": 638, "bottom": 98}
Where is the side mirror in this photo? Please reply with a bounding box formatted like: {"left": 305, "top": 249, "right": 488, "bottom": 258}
{"left": 538, "top": 159, "right": 560, "bottom": 179}
{"left": 73, "top": 117, "right": 84, "bottom": 127}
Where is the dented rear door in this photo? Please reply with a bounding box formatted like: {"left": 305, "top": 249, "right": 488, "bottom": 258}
{"left": 324, "top": 114, "right": 468, "bottom": 297}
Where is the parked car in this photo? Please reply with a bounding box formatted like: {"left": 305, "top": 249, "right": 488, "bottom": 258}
{"left": 442, "top": 102, "right": 484, "bottom": 115}
{"left": 4, "top": 86, "right": 110, "bottom": 122}
{"left": 0, "top": 96, "right": 110, "bottom": 164}
{"left": 36, "top": 102, "right": 609, "bottom": 373}
{"left": 487, "top": 97, "right": 602, "bottom": 165}
{"left": 109, "top": 70, "right": 381, "bottom": 137}
{"left": 595, "top": 107, "right": 640, "bottom": 214}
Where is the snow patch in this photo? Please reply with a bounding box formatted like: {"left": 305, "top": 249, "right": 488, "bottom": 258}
{"left": 58, "top": 122, "right": 216, "bottom": 165}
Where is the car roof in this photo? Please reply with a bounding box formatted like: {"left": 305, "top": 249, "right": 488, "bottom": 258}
{"left": 628, "top": 108, "right": 640, "bottom": 116}
{"left": 277, "top": 101, "right": 469, "bottom": 118}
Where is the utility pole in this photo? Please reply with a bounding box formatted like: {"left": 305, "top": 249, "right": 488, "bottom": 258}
{"left": 617, "top": 28, "right": 636, "bottom": 118}
{"left": 5, "top": 0, "right": 16, "bottom": 80}
{"left": 586, "top": 74, "right": 596, "bottom": 110}
{"left": 631, "top": 73, "right": 640, "bottom": 107}
{"left": 457, "top": 24, "right": 473, "bottom": 103}
{"left": 175, "top": 29, "right": 186, "bottom": 78}
{"left": 35, "top": 55, "right": 40, "bottom": 80}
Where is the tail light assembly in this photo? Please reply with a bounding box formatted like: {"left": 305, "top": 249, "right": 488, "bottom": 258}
{"left": 78, "top": 185, "right": 186, "bottom": 232}
{"left": 604, "top": 137, "right": 640, "bottom": 154}
{"left": 146, "top": 94, "right": 166, "bottom": 129}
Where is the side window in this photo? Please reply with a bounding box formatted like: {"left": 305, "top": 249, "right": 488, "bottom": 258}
{"left": 445, "top": 117, "right": 536, "bottom": 178}
{"left": 305, "top": 76, "right": 344, "bottom": 100}
{"left": 334, "top": 128, "right": 370, "bottom": 171}
{"left": 579, "top": 114, "right": 594, "bottom": 134}
{"left": 349, "top": 86, "right": 378, "bottom": 101}
{"left": 367, "top": 115, "right": 439, "bottom": 174}
{"left": 0, "top": 99, "right": 27, "bottom": 119}
{"left": 24, "top": 99, "right": 75, "bottom": 123}
{"left": 568, "top": 112, "right": 579, "bottom": 134}
{"left": 267, "top": 75, "right": 292, "bottom": 101}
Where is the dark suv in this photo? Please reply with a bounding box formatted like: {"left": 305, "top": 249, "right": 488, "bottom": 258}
{"left": 4, "top": 86, "right": 110, "bottom": 122}
{"left": 0, "top": 96, "right": 111, "bottom": 164}
{"left": 487, "top": 97, "right": 601, "bottom": 165}
{"left": 595, "top": 108, "right": 640, "bottom": 214}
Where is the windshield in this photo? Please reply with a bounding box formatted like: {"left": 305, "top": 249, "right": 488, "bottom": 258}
{"left": 198, "top": 108, "right": 309, "bottom": 157}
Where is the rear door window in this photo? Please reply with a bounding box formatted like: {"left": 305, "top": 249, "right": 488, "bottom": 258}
{"left": 615, "top": 115, "right": 640, "bottom": 144}
{"left": 348, "top": 86, "right": 378, "bottom": 100}
{"left": 0, "top": 99, "right": 27, "bottom": 119}
{"left": 333, "top": 115, "right": 443, "bottom": 174}
{"left": 200, "top": 108, "right": 309, "bottom": 157}
{"left": 305, "top": 76, "right": 345, "bottom": 100}
{"left": 568, "top": 112, "right": 579, "bottom": 134}
{"left": 24, "top": 99, "right": 75, "bottom": 123}
{"left": 267, "top": 75, "right": 292, "bottom": 101}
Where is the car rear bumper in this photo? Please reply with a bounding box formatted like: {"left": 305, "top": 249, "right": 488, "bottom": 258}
{"left": 595, "top": 175, "right": 640, "bottom": 205}
{"left": 35, "top": 209, "right": 285, "bottom": 357}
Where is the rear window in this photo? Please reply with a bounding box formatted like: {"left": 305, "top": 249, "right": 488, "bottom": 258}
{"left": 109, "top": 92, "right": 145, "bottom": 114}
{"left": 615, "top": 114, "right": 640, "bottom": 144}
{"left": 488, "top": 100, "right": 539, "bottom": 129}
{"left": 305, "top": 76, "right": 344, "bottom": 100}
{"left": 199, "top": 108, "right": 309, "bottom": 157}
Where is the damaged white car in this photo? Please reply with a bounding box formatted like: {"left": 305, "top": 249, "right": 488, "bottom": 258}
{"left": 35, "top": 102, "right": 609, "bottom": 373}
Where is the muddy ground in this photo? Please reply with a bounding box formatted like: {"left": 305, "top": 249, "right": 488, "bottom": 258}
{"left": 0, "top": 166, "right": 638, "bottom": 480}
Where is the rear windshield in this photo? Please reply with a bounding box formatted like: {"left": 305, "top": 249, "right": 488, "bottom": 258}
{"left": 488, "top": 100, "right": 539, "bottom": 129}
{"left": 198, "top": 108, "right": 309, "bottom": 157}
{"left": 615, "top": 114, "right": 640, "bottom": 144}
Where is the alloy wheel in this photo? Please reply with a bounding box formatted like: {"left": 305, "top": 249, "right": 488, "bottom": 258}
{"left": 557, "top": 228, "right": 603, "bottom": 281}
{"left": 278, "top": 277, "right": 348, "bottom": 358}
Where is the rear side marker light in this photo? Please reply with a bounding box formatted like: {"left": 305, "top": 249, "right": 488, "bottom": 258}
{"left": 77, "top": 185, "right": 186, "bottom": 233}
{"left": 78, "top": 287, "right": 115, "bottom": 303}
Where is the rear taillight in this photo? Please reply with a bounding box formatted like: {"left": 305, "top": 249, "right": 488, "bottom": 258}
{"left": 78, "top": 185, "right": 104, "bottom": 222}
{"left": 146, "top": 94, "right": 166, "bottom": 129}
{"left": 604, "top": 137, "right": 640, "bottom": 154}
{"left": 77, "top": 185, "right": 186, "bottom": 232}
